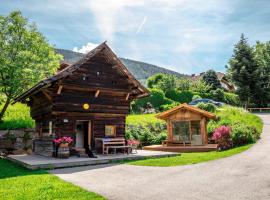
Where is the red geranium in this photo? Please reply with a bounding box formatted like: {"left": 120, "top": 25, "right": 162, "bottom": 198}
{"left": 53, "top": 136, "right": 73, "bottom": 144}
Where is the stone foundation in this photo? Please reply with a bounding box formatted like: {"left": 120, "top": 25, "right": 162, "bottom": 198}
{"left": 0, "top": 129, "right": 35, "bottom": 155}
{"left": 33, "top": 138, "right": 54, "bottom": 157}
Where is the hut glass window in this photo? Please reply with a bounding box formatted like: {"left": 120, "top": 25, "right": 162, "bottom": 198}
{"left": 105, "top": 125, "right": 116, "bottom": 137}
{"left": 190, "top": 121, "right": 201, "bottom": 135}
{"left": 172, "top": 121, "right": 189, "bottom": 142}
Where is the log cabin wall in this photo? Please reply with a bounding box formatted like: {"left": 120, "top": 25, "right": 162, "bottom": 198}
{"left": 14, "top": 42, "right": 150, "bottom": 155}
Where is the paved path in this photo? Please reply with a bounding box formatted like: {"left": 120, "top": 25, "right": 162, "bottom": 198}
{"left": 52, "top": 114, "right": 270, "bottom": 200}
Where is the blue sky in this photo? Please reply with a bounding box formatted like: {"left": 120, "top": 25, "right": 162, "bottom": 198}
{"left": 1, "top": 0, "right": 270, "bottom": 74}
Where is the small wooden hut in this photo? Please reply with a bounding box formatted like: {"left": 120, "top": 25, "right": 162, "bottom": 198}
{"left": 156, "top": 103, "right": 216, "bottom": 147}
{"left": 14, "top": 42, "right": 149, "bottom": 156}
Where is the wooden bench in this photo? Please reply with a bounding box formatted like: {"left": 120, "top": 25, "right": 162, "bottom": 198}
{"left": 95, "top": 138, "right": 125, "bottom": 154}
{"left": 106, "top": 145, "right": 132, "bottom": 155}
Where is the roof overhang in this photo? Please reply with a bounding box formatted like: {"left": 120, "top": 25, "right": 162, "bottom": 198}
{"left": 156, "top": 103, "right": 216, "bottom": 120}
{"left": 14, "top": 42, "right": 150, "bottom": 103}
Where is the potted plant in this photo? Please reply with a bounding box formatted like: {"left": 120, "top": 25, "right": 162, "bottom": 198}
{"left": 127, "top": 139, "right": 140, "bottom": 153}
{"left": 53, "top": 136, "right": 73, "bottom": 158}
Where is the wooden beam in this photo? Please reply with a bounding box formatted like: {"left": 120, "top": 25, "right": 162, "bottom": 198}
{"left": 57, "top": 85, "right": 63, "bottom": 95}
{"left": 42, "top": 90, "right": 52, "bottom": 101}
{"left": 125, "top": 93, "right": 130, "bottom": 101}
{"left": 95, "top": 90, "right": 100, "bottom": 98}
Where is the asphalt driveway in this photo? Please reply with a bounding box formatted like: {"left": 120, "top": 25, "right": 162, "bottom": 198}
{"left": 51, "top": 114, "right": 270, "bottom": 200}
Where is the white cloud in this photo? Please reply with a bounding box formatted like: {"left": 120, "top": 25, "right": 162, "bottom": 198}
{"left": 73, "top": 42, "right": 98, "bottom": 53}
{"left": 87, "top": 0, "right": 145, "bottom": 43}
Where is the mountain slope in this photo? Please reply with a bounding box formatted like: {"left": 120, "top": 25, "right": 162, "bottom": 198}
{"left": 55, "top": 49, "right": 188, "bottom": 85}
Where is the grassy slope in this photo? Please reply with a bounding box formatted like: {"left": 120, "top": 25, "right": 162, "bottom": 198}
{"left": 213, "top": 105, "right": 263, "bottom": 132}
{"left": 126, "top": 113, "right": 164, "bottom": 126}
{"left": 128, "top": 144, "right": 252, "bottom": 167}
{"left": 0, "top": 159, "right": 105, "bottom": 200}
{"left": 0, "top": 103, "right": 34, "bottom": 130}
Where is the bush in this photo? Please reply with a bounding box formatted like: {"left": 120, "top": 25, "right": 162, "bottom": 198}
{"left": 231, "top": 123, "right": 260, "bottom": 146}
{"left": 131, "top": 88, "right": 174, "bottom": 113}
{"left": 210, "top": 88, "right": 225, "bottom": 102}
{"left": 159, "top": 102, "right": 178, "bottom": 111}
{"left": 125, "top": 123, "right": 167, "bottom": 146}
{"left": 212, "top": 126, "right": 232, "bottom": 150}
{"left": 196, "top": 102, "right": 217, "bottom": 113}
{"left": 207, "top": 105, "right": 263, "bottom": 146}
{"left": 192, "top": 94, "right": 202, "bottom": 100}
{"left": 165, "top": 89, "right": 195, "bottom": 103}
{"left": 224, "top": 92, "right": 240, "bottom": 106}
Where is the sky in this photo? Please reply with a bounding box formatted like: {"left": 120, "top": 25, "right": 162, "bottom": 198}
{"left": 1, "top": 0, "right": 270, "bottom": 74}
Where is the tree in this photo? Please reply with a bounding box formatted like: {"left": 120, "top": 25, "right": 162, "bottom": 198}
{"left": 147, "top": 73, "right": 176, "bottom": 92}
{"left": 227, "top": 34, "right": 260, "bottom": 108}
{"left": 176, "top": 78, "right": 192, "bottom": 91}
{"left": 190, "top": 79, "right": 212, "bottom": 94}
{"left": 254, "top": 41, "right": 270, "bottom": 106}
{"left": 202, "top": 70, "right": 221, "bottom": 90}
{"left": 0, "top": 11, "right": 62, "bottom": 120}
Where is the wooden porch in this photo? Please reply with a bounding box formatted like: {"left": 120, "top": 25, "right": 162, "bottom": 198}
{"left": 143, "top": 144, "right": 218, "bottom": 153}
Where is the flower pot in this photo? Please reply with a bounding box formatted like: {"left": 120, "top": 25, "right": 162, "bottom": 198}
{"left": 59, "top": 143, "right": 69, "bottom": 148}
{"left": 58, "top": 147, "right": 70, "bottom": 159}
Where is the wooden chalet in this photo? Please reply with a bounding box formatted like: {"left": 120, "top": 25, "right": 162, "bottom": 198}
{"left": 144, "top": 103, "right": 218, "bottom": 152}
{"left": 14, "top": 42, "right": 149, "bottom": 156}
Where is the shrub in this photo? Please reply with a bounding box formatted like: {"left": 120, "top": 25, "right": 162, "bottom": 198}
{"left": 196, "top": 102, "right": 217, "bottom": 113}
{"left": 125, "top": 122, "right": 167, "bottom": 147}
{"left": 192, "top": 94, "right": 202, "bottom": 100}
{"left": 210, "top": 88, "right": 225, "bottom": 102}
{"left": 224, "top": 92, "right": 240, "bottom": 106}
{"left": 231, "top": 123, "right": 260, "bottom": 146}
{"left": 131, "top": 88, "right": 174, "bottom": 113}
{"left": 207, "top": 106, "right": 263, "bottom": 146}
{"left": 159, "top": 103, "right": 178, "bottom": 111}
{"left": 212, "top": 126, "right": 232, "bottom": 150}
{"left": 165, "top": 89, "right": 195, "bottom": 103}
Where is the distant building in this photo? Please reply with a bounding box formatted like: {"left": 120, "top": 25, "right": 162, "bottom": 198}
{"left": 191, "top": 72, "right": 235, "bottom": 92}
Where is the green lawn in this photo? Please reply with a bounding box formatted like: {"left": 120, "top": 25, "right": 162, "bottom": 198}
{"left": 128, "top": 144, "right": 252, "bottom": 167}
{"left": 0, "top": 158, "right": 105, "bottom": 200}
{"left": 126, "top": 113, "right": 165, "bottom": 126}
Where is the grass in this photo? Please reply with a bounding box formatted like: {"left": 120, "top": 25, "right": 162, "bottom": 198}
{"left": 126, "top": 113, "right": 165, "bottom": 126}
{"left": 0, "top": 103, "right": 35, "bottom": 130}
{"left": 127, "top": 144, "right": 252, "bottom": 167}
{"left": 0, "top": 158, "right": 105, "bottom": 200}
{"left": 214, "top": 105, "right": 263, "bottom": 132}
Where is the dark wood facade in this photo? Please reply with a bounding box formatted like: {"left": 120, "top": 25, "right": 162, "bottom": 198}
{"left": 14, "top": 42, "right": 149, "bottom": 154}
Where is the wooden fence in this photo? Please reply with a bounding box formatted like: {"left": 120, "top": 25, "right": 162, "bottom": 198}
{"left": 247, "top": 108, "right": 270, "bottom": 113}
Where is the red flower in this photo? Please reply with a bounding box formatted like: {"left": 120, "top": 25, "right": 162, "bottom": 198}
{"left": 53, "top": 136, "right": 73, "bottom": 144}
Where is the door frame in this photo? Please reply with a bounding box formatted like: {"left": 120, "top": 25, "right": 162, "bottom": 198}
{"left": 75, "top": 120, "right": 92, "bottom": 149}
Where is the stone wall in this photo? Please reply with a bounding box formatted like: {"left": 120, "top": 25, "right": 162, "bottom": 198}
{"left": 33, "top": 138, "right": 54, "bottom": 157}
{"left": 0, "top": 128, "right": 35, "bottom": 155}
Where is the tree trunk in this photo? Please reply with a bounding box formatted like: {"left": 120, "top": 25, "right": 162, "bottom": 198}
{"left": 0, "top": 98, "right": 11, "bottom": 121}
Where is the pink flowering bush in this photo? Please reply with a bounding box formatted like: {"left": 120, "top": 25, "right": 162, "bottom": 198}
{"left": 127, "top": 139, "right": 140, "bottom": 146}
{"left": 212, "top": 126, "right": 232, "bottom": 150}
{"left": 53, "top": 136, "right": 73, "bottom": 145}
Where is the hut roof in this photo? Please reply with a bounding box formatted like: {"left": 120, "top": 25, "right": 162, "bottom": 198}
{"left": 156, "top": 103, "right": 216, "bottom": 120}
{"left": 14, "top": 42, "right": 149, "bottom": 103}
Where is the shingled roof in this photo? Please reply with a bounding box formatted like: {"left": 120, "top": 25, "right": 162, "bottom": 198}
{"left": 14, "top": 42, "right": 149, "bottom": 103}
{"left": 156, "top": 103, "right": 216, "bottom": 120}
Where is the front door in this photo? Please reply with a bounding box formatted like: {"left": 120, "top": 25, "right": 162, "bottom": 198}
{"left": 75, "top": 121, "right": 92, "bottom": 149}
